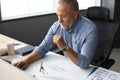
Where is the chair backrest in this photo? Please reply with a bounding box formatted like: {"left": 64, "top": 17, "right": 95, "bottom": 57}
{"left": 86, "top": 6, "right": 120, "bottom": 66}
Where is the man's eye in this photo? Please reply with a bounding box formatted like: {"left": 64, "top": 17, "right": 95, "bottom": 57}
{"left": 62, "top": 16, "right": 67, "bottom": 18}
{"left": 62, "top": 15, "right": 67, "bottom": 18}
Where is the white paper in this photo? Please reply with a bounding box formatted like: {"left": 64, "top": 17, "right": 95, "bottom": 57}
{"left": 87, "top": 67, "right": 120, "bottom": 80}
{"left": 24, "top": 52, "right": 94, "bottom": 80}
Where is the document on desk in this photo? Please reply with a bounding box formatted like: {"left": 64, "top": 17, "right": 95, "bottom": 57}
{"left": 87, "top": 67, "right": 120, "bottom": 80}
{"left": 24, "top": 52, "right": 94, "bottom": 80}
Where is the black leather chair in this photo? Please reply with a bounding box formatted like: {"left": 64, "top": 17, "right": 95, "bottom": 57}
{"left": 86, "top": 6, "right": 120, "bottom": 69}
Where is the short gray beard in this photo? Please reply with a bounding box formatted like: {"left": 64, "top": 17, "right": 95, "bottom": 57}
{"left": 61, "top": 22, "right": 73, "bottom": 30}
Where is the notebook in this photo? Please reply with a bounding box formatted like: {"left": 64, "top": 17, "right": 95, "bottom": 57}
{"left": 15, "top": 45, "right": 34, "bottom": 56}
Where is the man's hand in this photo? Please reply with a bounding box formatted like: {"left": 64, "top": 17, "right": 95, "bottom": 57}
{"left": 13, "top": 59, "right": 29, "bottom": 70}
{"left": 13, "top": 51, "right": 41, "bottom": 70}
{"left": 53, "top": 34, "right": 66, "bottom": 50}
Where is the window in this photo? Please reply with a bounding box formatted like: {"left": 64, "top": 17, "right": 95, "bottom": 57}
{"left": 0, "top": 0, "right": 101, "bottom": 21}
{"left": 78, "top": 0, "right": 101, "bottom": 9}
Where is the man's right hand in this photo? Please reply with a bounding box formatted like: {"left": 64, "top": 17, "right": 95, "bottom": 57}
{"left": 13, "top": 51, "right": 41, "bottom": 70}
{"left": 13, "top": 59, "right": 29, "bottom": 70}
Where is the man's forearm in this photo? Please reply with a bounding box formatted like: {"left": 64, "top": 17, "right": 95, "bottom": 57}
{"left": 63, "top": 47, "right": 78, "bottom": 64}
{"left": 24, "top": 51, "right": 41, "bottom": 64}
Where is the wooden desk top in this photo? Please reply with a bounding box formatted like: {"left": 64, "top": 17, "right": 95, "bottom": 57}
{"left": 0, "top": 34, "right": 23, "bottom": 45}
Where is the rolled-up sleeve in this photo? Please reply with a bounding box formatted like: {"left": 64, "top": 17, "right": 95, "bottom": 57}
{"left": 34, "top": 22, "right": 59, "bottom": 57}
{"left": 77, "top": 29, "right": 98, "bottom": 68}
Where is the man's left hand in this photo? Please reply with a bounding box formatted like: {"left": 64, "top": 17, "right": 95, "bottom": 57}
{"left": 53, "top": 34, "right": 66, "bottom": 50}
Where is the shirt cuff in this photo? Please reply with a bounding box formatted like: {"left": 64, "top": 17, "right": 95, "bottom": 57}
{"left": 34, "top": 46, "right": 46, "bottom": 57}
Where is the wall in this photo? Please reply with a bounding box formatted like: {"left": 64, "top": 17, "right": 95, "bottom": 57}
{"left": 0, "top": 14, "right": 57, "bottom": 46}
{"left": 0, "top": 6, "right": 2, "bottom": 33}
{"left": 113, "top": 25, "right": 120, "bottom": 48}
{"left": 114, "top": 0, "right": 120, "bottom": 21}
{"left": 0, "top": 24, "right": 2, "bottom": 33}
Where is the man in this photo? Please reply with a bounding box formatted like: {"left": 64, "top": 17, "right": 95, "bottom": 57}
{"left": 13, "top": 0, "right": 98, "bottom": 69}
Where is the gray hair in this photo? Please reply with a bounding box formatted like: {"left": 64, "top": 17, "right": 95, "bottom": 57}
{"left": 58, "top": 0, "right": 79, "bottom": 11}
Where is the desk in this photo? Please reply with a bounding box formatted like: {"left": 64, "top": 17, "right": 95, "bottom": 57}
{"left": 1, "top": 52, "right": 95, "bottom": 80}
{"left": 0, "top": 34, "right": 36, "bottom": 80}
{"left": 0, "top": 34, "right": 28, "bottom": 56}
{"left": 0, "top": 34, "right": 95, "bottom": 80}
{"left": 0, "top": 34, "right": 120, "bottom": 80}
{"left": 0, "top": 34, "right": 21, "bottom": 45}
{"left": 0, "top": 59, "right": 36, "bottom": 80}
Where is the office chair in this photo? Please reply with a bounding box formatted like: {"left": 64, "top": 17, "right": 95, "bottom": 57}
{"left": 86, "top": 6, "right": 120, "bottom": 69}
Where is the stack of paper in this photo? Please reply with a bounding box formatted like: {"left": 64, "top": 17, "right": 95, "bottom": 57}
{"left": 87, "top": 67, "right": 120, "bottom": 80}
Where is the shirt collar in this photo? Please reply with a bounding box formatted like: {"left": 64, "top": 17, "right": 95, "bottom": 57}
{"left": 68, "top": 16, "right": 82, "bottom": 33}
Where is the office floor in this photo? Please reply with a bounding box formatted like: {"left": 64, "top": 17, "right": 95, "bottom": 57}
{"left": 109, "top": 48, "right": 120, "bottom": 72}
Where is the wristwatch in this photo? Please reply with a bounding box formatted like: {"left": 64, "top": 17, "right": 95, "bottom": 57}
{"left": 62, "top": 45, "right": 70, "bottom": 52}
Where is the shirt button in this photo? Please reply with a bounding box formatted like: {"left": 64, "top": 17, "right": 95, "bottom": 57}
{"left": 68, "top": 43, "right": 71, "bottom": 46}
{"left": 68, "top": 34, "right": 70, "bottom": 37}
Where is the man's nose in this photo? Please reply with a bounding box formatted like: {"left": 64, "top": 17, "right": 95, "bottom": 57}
{"left": 58, "top": 17, "right": 63, "bottom": 23}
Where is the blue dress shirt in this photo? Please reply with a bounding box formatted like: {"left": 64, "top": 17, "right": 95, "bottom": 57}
{"left": 34, "top": 16, "right": 98, "bottom": 68}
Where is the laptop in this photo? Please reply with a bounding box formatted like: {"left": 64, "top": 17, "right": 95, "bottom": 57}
{"left": 0, "top": 59, "right": 36, "bottom": 80}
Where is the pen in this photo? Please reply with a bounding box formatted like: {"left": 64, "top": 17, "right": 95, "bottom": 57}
{"left": 87, "top": 67, "right": 98, "bottom": 77}
{"left": 39, "top": 61, "right": 48, "bottom": 75}
{"left": 40, "top": 61, "right": 43, "bottom": 72}
{"left": 0, "top": 58, "right": 12, "bottom": 64}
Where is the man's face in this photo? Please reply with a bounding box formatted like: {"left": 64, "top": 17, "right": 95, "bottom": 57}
{"left": 56, "top": 3, "right": 76, "bottom": 30}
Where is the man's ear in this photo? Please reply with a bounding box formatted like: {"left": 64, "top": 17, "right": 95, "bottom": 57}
{"left": 73, "top": 11, "right": 78, "bottom": 20}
